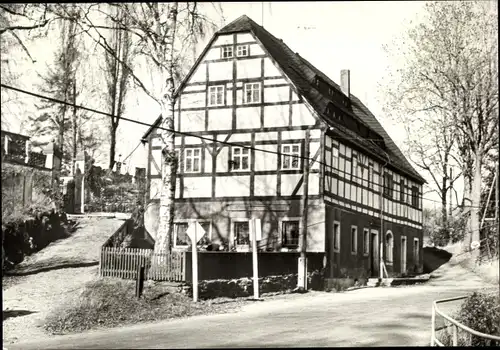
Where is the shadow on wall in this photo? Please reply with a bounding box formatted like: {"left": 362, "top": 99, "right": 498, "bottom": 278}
{"left": 423, "top": 246, "right": 452, "bottom": 274}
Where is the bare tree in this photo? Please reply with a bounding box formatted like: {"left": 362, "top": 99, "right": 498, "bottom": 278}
{"left": 382, "top": 1, "right": 498, "bottom": 255}
{"left": 102, "top": 5, "right": 133, "bottom": 170}
{"left": 58, "top": 3, "right": 221, "bottom": 253}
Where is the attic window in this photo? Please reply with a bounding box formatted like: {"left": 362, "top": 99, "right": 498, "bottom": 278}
{"left": 236, "top": 44, "right": 249, "bottom": 57}
{"left": 222, "top": 46, "right": 233, "bottom": 58}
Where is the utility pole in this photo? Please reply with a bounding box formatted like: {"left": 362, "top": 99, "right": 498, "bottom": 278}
{"left": 449, "top": 167, "right": 453, "bottom": 217}
{"left": 298, "top": 129, "right": 310, "bottom": 291}
{"left": 495, "top": 163, "right": 499, "bottom": 299}
{"left": 379, "top": 165, "right": 385, "bottom": 282}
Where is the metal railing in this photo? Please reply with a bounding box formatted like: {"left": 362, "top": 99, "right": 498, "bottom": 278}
{"left": 431, "top": 295, "right": 500, "bottom": 346}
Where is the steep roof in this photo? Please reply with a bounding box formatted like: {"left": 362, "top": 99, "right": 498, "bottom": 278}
{"left": 218, "top": 15, "right": 424, "bottom": 183}
{"left": 174, "top": 15, "right": 424, "bottom": 184}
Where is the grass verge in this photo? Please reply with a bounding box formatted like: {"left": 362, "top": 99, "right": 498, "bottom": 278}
{"left": 43, "top": 278, "right": 254, "bottom": 335}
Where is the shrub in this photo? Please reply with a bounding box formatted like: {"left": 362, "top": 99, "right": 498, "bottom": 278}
{"left": 43, "top": 278, "right": 247, "bottom": 334}
{"left": 441, "top": 291, "right": 500, "bottom": 346}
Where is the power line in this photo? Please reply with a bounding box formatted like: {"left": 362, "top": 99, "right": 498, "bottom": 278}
{"left": 1, "top": 83, "right": 491, "bottom": 210}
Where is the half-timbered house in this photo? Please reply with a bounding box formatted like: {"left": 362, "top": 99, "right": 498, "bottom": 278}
{"left": 142, "top": 15, "right": 426, "bottom": 283}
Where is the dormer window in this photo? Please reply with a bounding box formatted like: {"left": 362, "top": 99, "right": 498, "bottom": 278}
{"left": 236, "top": 44, "right": 249, "bottom": 57}
{"left": 222, "top": 45, "right": 233, "bottom": 58}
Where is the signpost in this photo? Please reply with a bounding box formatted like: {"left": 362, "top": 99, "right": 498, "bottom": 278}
{"left": 249, "top": 218, "right": 262, "bottom": 300}
{"left": 186, "top": 221, "right": 205, "bottom": 302}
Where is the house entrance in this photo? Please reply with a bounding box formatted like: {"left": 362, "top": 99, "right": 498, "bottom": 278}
{"left": 401, "top": 236, "right": 407, "bottom": 275}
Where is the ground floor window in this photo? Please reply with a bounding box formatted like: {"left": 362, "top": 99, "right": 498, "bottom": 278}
{"left": 234, "top": 220, "right": 250, "bottom": 246}
{"left": 351, "top": 226, "right": 358, "bottom": 254}
{"left": 333, "top": 221, "right": 340, "bottom": 252}
{"left": 281, "top": 220, "right": 300, "bottom": 248}
{"left": 386, "top": 231, "right": 394, "bottom": 265}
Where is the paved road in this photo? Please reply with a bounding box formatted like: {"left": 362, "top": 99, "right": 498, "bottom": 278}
{"left": 7, "top": 283, "right": 491, "bottom": 349}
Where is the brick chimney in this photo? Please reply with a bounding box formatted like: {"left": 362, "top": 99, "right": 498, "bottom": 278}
{"left": 340, "top": 69, "right": 350, "bottom": 98}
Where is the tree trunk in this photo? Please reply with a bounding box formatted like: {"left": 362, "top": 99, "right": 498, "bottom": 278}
{"left": 464, "top": 153, "right": 482, "bottom": 259}
{"left": 154, "top": 2, "right": 178, "bottom": 254}
{"left": 72, "top": 80, "right": 77, "bottom": 174}
{"left": 109, "top": 124, "right": 117, "bottom": 170}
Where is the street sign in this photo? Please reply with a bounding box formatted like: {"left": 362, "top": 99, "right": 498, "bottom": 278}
{"left": 249, "top": 219, "right": 262, "bottom": 241}
{"left": 186, "top": 221, "right": 205, "bottom": 244}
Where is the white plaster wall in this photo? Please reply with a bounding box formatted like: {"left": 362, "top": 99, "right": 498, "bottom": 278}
{"left": 263, "top": 105, "right": 288, "bottom": 127}
{"left": 150, "top": 149, "right": 162, "bottom": 176}
{"left": 236, "top": 58, "right": 261, "bottom": 79}
{"left": 215, "top": 176, "right": 250, "bottom": 197}
{"left": 207, "top": 108, "right": 232, "bottom": 131}
{"left": 236, "top": 107, "right": 260, "bottom": 129}
{"left": 184, "top": 136, "right": 201, "bottom": 145}
{"left": 228, "top": 133, "right": 251, "bottom": 143}
{"left": 180, "top": 92, "right": 205, "bottom": 109}
{"left": 236, "top": 33, "right": 254, "bottom": 43}
{"left": 180, "top": 111, "right": 205, "bottom": 132}
{"left": 249, "top": 43, "right": 265, "bottom": 56}
{"left": 263, "top": 57, "right": 281, "bottom": 77}
{"left": 183, "top": 176, "right": 212, "bottom": 198}
{"left": 281, "top": 173, "right": 319, "bottom": 196}
{"left": 216, "top": 147, "right": 229, "bottom": 173}
{"left": 183, "top": 85, "right": 206, "bottom": 92}
{"left": 263, "top": 86, "right": 289, "bottom": 103}
{"left": 291, "top": 104, "right": 316, "bottom": 126}
{"left": 209, "top": 61, "right": 233, "bottom": 82}
{"left": 204, "top": 148, "right": 213, "bottom": 173}
{"left": 205, "top": 47, "right": 220, "bottom": 61}
{"left": 254, "top": 144, "right": 278, "bottom": 171}
{"left": 265, "top": 78, "right": 287, "bottom": 86}
{"left": 254, "top": 174, "right": 277, "bottom": 196}
{"left": 152, "top": 136, "right": 163, "bottom": 148}
{"left": 213, "top": 34, "right": 233, "bottom": 46}
{"left": 189, "top": 63, "right": 206, "bottom": 83}
{"left": 255, "top": 131, "right": 277, "bottom": 142}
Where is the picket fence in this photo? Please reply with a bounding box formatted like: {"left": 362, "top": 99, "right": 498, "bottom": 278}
{"left": 99, "top": 247, "right": 186, "bottom": 281}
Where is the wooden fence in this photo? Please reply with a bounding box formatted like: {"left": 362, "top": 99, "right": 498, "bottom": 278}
{"left": 99, "top": 247, "right": 186, "bottom": 282}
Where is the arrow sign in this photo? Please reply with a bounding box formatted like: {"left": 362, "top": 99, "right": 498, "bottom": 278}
{"left": 186, "top": 221, "right": 205, "bottom": 244}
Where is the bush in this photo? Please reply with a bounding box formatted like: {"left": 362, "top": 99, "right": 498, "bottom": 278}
{"left": 441, "top": 291, "right": 500, "bottom": 346}
{"left": 43, "top": 278, "right": 247, "bottom": 334}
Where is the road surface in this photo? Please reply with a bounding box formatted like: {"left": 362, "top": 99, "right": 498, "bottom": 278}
{"left": 7, "top": 282, "right": 492, "bottom": 349}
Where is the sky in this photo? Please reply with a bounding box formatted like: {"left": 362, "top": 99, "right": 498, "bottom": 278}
{"left": 2, "top": 1, "right": 458, "bottom": 209}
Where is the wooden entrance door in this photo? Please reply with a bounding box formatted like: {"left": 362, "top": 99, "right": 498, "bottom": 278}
{"left": 401, "top": 236, "right": 407, "bottom": 275}
{"left": 370, "top": 230, "right": 379, "bottom": 277}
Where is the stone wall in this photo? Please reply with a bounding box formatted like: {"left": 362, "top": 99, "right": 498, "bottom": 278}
{"left": 181, "top": 270, "right": 324, "bottom": 299}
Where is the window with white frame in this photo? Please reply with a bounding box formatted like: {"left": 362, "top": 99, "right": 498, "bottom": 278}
{"left": 174, "top": 221, "right": 211, "bottom": 248}
{"left": 231, "top": 147, "right": 250, "bottom": 171}
{"left": 281, "top": 219, "right": 300, "bottom": 248}
{"left": 244, "top": 82, "right": 261, "bottom": 104}
{"left": 184, "top": 148, "right": 201, "bottom": 173}
{"left": 351, "top": 226, "right": 358, "bottom": 254}
{"left": 208, "top": 85, "right": 225, "bottom": 106}
{"left": 363, "top": 228, "right": 369, "bottom": 255}
{"left": 333, "top": 221, "right": 340, "bottom": 252}
{"left": 386, "top": 231, "right": 394, "bottom": 264}
{"left": 234, "top": 220, "right": 250, "bottom": 246}
{"left": 236, "top": 44, "right": 249, "bottom": 57}
{"left": 174, "top": 223, "right": 189, "bottom": 247}
{"left": 222, "top": 45, "right": 233, "bottom": 58}
{"left": 282, "top": 144, "right": 300, "bottom": 170}
{"left": 352, "top": 154, "right": 358, "bottom": 182}
{"left": 332, "top": 147, "right": 339, "bottom": 171}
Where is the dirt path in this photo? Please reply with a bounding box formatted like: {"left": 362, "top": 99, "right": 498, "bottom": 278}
{"left": 2, "top": 217, "right": 125, "bottom": 345}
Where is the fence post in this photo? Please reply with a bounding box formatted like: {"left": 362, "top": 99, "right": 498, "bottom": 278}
{"left": 431, "top": 304, "right": 436, "bottom": 346}
{"left": 182, "top": 251, "right": 187, "bottom": 281}
{"left": 136, "top": 264, "right": 145, "bottom": 298}
{"left": 453, "top": 324, "right": 458, "bottom": 346}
